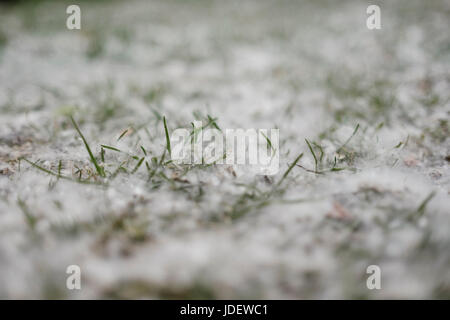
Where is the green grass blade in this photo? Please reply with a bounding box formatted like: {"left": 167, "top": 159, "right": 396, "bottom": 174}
{"left": 163, "top": 116, "right": 171, "bottom": 157}
{"left": 312, "top": 142, "right": 324, "bottom": 162}
{"left": 337, "top": 123, "right": 360, "bottom": 153}
{"left": 101, "top": 144, "right": 122, "bottom": 152}
{"left": 117, "top": 129, "right": 129, "bottom": 141}
{"left": 101, "top": 144, "right": 139, "bottom": 160}
{"left": 70, "top": 116, "right": 105, "bottom": 177}
{"left": 207, "top": 114, "right": 221, "bottom": 131}
{"left": 132, "top": 157, "right": 145, "bottom": 174}
{"left": 277, "top": 153, "right": 303, "bottom": 187}
{"left": 17, "top": 198, "right": 37, "bottom": 230}
{"left": 305, "top": 139, "right": 318, "bottom": 172}
{"left": 261, "top": 132, "right": 275, "bottom": 153}
{"left": 57, "top": 160, "right": 62, "bottom": 177}
{"left": 415, "top": 191, "right": 436, "bottom": 220}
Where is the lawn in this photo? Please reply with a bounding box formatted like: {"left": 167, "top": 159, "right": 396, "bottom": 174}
{"left": 0, "top": 0, "right": 449, "bottom": 298}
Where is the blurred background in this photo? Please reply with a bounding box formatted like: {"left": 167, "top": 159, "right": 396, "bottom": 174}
{"left": 0, "top": 0, "right": 449, "bottom": 299}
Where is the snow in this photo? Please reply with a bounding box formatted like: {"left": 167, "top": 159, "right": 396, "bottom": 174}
{"left": 0, "top": 0, "right": 449, "bottom": 299}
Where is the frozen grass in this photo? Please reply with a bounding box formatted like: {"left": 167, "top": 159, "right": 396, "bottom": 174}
{"left": 0, "top": 0, "right": 449, "bottom": 299}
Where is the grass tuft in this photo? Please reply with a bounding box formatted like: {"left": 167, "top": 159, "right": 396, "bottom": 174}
{"left": 22, "top": 158, "right": 102, "bottom": 185}
{"left": 70, "top": 116, "right": 105, "bottom": 177}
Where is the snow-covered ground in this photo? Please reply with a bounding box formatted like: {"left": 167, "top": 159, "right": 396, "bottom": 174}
{"left": 0, "top": 0, "right": 449, "bottom": 298}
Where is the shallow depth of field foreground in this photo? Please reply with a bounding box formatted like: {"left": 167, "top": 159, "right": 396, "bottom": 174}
{"left": 0, "top": 0, "right": 449, "bottom": 299}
